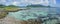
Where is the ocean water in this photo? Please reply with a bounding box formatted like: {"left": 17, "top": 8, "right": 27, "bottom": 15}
{"left": 8, "top": 7, "right": 48, "bottom": 20}
{"left": 8, "top": 7, "right": 60, "bottom": 24}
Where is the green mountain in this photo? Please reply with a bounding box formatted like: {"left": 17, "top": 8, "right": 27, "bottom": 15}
{"left": 26, "top": 4, "right": 50, "bottom": 7}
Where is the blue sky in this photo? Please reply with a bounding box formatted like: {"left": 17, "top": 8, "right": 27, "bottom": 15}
{"left": 0, "top": 0, "right": 60, "bottom": 7}
{"left": 56, "top": 0, "right": 60, "bottom": 7}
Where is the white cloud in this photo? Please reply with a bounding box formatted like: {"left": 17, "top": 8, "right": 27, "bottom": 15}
{"left": 12, "top": 2, "right": 19, "bottom": 5}
{"left": 0, "top": 0, "right": 56, "bottom": 6}
{"left": 50, "top": 0, "right": 56, "bottom": 4}
{"left": 0, "top": 0, "right": 6, "bottom": 4}
{"left": 42, "top": 0, "right": 49, "bottom": 6}
{"left": 0, "top": 0, "right": 6, "bottom": 2}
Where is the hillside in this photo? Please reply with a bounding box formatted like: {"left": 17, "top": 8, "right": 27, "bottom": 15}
{"left": 26, "top": 4, "right": 50, "bottom": 7}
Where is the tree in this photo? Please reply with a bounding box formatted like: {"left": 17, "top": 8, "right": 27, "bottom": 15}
{"left": 0, "top": 4, "right": 5, "bottom": 8}
{"left": 6, "top": 5, "right": 19, "bottom": 8}
{"left": 7, "top": 5, "right": 16, "bottom": 7}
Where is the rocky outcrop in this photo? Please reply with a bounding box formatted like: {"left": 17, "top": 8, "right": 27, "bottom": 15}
{"left": 20, "top": 19, "right": 42, "bottom": 24}
{"left": 0, "top": 9, "right": 8, "bottom": 19}
{"left": 0, "top": 8, "right": 26, "bottom": 19}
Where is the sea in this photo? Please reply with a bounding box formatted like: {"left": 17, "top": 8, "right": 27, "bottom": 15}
{"left": 7, "top": 7, "right": 60, "bottom": 24}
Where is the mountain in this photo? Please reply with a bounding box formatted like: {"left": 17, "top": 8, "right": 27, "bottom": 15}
{"left": 26, "top": 4, "right": 50, "bottom": 7}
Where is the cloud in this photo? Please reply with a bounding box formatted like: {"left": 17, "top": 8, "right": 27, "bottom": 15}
{"left": 0, "top": 0, "right": 56, "bottom": 6}
{"left": 0, "top": 0, "right": 6, "bottom": 2}
{"left": 12, "top": 2, "right": 19, "bottom": 5}
{"left": 0, "top": 0, "right": 6, "bottom": 4}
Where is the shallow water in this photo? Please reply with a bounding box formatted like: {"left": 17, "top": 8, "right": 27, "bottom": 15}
{"left": 8, "top": 7, "right": 49, "bottom": 20}
{"left": 8, "top": 7, "right": 60, "bottom": 24}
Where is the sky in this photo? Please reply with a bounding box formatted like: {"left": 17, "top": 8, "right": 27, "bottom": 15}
{"left": 0, "top": 0, "right": 60, "bottom": 7}
{"left": 56, "top": 0, "right": 60, "bottom": 7}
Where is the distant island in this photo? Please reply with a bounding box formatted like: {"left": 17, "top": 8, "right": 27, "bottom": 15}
{"left": 26, "top": 4, "right": 50, "bottom": 8}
